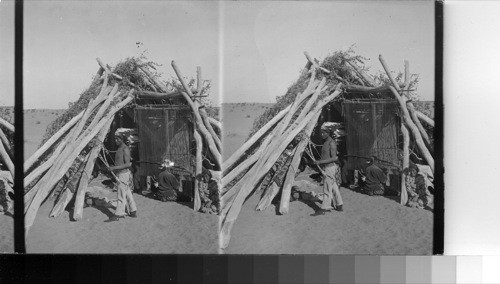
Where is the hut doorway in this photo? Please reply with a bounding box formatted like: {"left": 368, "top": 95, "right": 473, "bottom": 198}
{"left": 342, "top": 99, "right": 402, "bottom": 192}
{"left": 135, "top": 105, "right": 195, "bottom": 201}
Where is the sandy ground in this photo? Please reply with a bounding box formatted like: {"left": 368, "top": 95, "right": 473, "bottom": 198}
{"left": 222, "top": 103, "right": 433, "bottom": 255}
{"left": 0, "top": 214, "right": 14, "bottom": 253}
{"left": 24, "top": 109, "right": 219, "bottom": 253}
{"left": 26, "top": 183, "right": 219, "bottom": 254}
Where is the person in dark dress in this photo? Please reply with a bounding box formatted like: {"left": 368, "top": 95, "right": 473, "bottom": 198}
{"left": 154, "top": 158, "right": 183, "bottom": 202}
{"left": 362, "top": 156, "right": 387, "bottom": 196}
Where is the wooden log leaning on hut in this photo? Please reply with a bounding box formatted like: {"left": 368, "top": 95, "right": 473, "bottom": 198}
{"left": 0, "top": 128, "right": 13, "bottom": 159}
{"left": 199, "top": 106, "right": 222, "bottom": 151}
{"left": 0, "top": 134, "right": 14, "bottom": 178}
{"left": 220, "top": 81, "right": 343, "bottom": 248}
{"left": 379, "top": 55, "right": 434, "bottom": 172}
{"left": 416, "top": 111, "right": 434, "bottom": 127}
{"left": 72, "top": 119, "right": 114, "bottom": 221}
{"left": 193, "top": 130, "right": 203, "bottom": 211}
{"left": 24, "top": 95, "right": 134, "bottom": 231}
{"left": 278, "top": 129, "right": 315, "bottom": 215}
{"left": 24, "top": 110, "right": 84, "bottom": 173}
{"left": 346, "top": 60, "right": 377, "bottom": 87}
{"left": 24, "top": 84, "right": 115, "bottom": 196}
{"left": 0, "top": 117, "right": 14, "bottom": 133}
{"left": 379, "top": 55, "right": 431, "bottom": 147}
{"left": 401, "top": 124, "right": 410, "bottom": 205}
{"left": 222, "top": 104, "right": 291, "bottom": 173}
{"left": 255, "top": 144, "right": 297, "bottom": 211}
{"left": 171, "top": 61, "right": 221, "bottom": 169}
{"left": 221, "top": 74, "right": 324, "bottom": 204}
{"left": 49, "top": 154, "right": 90, "bottom": 218}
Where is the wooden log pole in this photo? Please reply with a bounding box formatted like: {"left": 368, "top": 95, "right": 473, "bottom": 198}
{"left": 344, "top": 83, "right": 406, "bottom": 94}
{"left": 220, "top": 111, "right": 322, "bottom": 248}
{"left": 0, "top": 117, "right": 14, "bottom": 133}
{"left": 255, "top": 182, "right": 280, "bottom": 211}
{"left": 135, "top": 90, "right": 183, "bottom": 100}
{"left": 199, "top": 107, "right": 222, "bottom": 151}
{"left": 401, "top": 123, "right": 410, "bottom": 205}
{"left": 220, "top": 87, "right": 343, "bottom": 248}
{"left": 137, "top": 63, "right": 175, "bottom": 93}
{"left": 222, "top": 104, "right": 291, "bottom": 172}
{"left": 208, "top": 117, "right": 221, "bottom": 132}
{"left": 0, "top": 128, "right": 13, "bottom": 159}
{"left": 23, "top": 79, "right": 113, "bottom": 203}
{"left": 404, "top": 60, "right": 410, "bottom": 90}
{"left": 220, "top": 78, "right": 325, "bottom": 200}
{"left": 279, "top": 124, "right": 316, "bottom": 214}
{"left": 389, "top": 86, "right": 434, "bottom": 172}
{"left": 24, "top": 96, "right": 134, "bottom": 231}
{"left": 49, "top": 154, "right": 90, "bottom": 218}
{"left": 379, "top": 55, "right": 431, "bottom": 146}
{"left": 0, "top": 136, "right": 14, "bottom": 177}
{"left": 193, "top": 130, "right": 202, "bottom": 211}
{"left": 171, "top": 61, "right": 221, "bottom": 169}
{"left": 223, "top": 82, "right": 337, "bottom": 206}
{"left": 24, "top": 110, "right": 84, "bottom": 173}
{"left": 197, "top": 66, "right": 203, "bottom": 96}
{"left": 73, "top": 119, "right": 114, "bottom": 221}
{"left": 416, "top": 111, "right": 434, "bottom": 127}
{"left": 304, "top": 52, "right": 331, "bottom": 74}
{"left": 171, "top": 61, "right": 196, "bottom": 98}
{"left": 346, "top": 60, "right": 376, "bottom": 87}
{"left": 96, "top": 58, "right": 123, "bottom": 81}
{"left": 180, "top": 91, "right": 221, "bottom": 169}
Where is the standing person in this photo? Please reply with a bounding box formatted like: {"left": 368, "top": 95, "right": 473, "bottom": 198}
{"left": 106, "top": 132, "right": 137, "bottom": 222}
{"left": 311, "top": 122, "right": 344, "bottom": 216}
{"left": 362, "top": 156, "right": 387, "bottom": 196}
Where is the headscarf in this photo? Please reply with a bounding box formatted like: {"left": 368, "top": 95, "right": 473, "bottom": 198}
{"left": 161, "top": 158, "right": 175, "bottom": 169}
{"left": 320, "top": 122, "right": 346, "bottom": 139}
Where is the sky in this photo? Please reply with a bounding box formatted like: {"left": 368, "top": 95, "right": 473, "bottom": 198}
{"left": 223, "top": 1, "right": 434, "bottom": 103}
{"left": 0, "top": 0, "right": 14, "bottom": 106}
{"left": 0, "top": 1, "right": 434, "bottom": 109}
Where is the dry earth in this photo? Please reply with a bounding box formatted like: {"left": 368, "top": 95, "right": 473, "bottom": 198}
{"left": 222, "top": 103, "right": 433, "bottom": 254}
{"left": 23, "top": 109, "right": 218, "bottom": 253}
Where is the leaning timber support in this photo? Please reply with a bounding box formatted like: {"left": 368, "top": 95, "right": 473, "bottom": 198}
{"left": 347, "top": 60, "right": 376, "bottom": 87}
{"left": 49, "top": 154, "right": 90, "bottom": 218}
{"left": 194, "top": 130, "right": 202, "bottom": 211}
{"left": 221, "top": 79, "right": 327, "bottom": 204}
{"left": 379, "top": 55, "right": 431, "bottom": 146}
{"left": 25, "top": 96, "right": 134, "bottom": 231}
{"left": 171, "top": 61, "right": 221, "bottom": 169}
{"left": 0, "top": 117, "right": 14, "bottom": 133}
{"left": 24, "top": 110, "right": 84, "bottom": 173}
{"left": 389, "top": 86, "right": 434, "bottom": 172}
{"left": 223, "top": 104, "right": 291, "bottom": 173}
{"left": 199, "top": 106, "right": 222, "bottom": 151}
{"left": 0, "top": 128, "right": 13, "bottom": 159}
{"left": 0, "top": 136, "right": 14, "bottom": 178}
{"left": 221, "top": 88, "right": 341, "bottom": 247}
{"left": 208, "top": 117, "right": 221, "bottom": 132}
{"left": 279, "top": 124, "right": 316, "bottom": 215}
{"left": 401, "top": 124, "right": 410, "bottom": 205}
{"left": 255, "top": 182, "right": 280, "bottom": 211}
{"left": 73, "top": 119, "right": 114, "bottom": 221}
{"left": 416, "top": 111, "right": 434, "bottom": 127}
